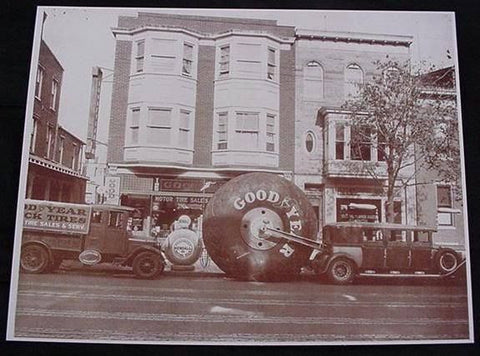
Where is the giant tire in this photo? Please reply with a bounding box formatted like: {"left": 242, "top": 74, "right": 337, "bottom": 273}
{"left": 203, "top": 173, "right": 318, "bottom": 281}
{"left": 20, "top": 244, "right": 50, "bottom": 274}
{"left": 164, "top": 229, "right": 203, "bottom": 266}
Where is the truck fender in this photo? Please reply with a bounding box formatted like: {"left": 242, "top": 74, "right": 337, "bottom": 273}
{"left": 317, "top": 252, "right": 358, "bottom": 275}
{"left": 21, "top": 241, "right": 54, "bottom": 265}
{"left": 123, "top": 246, "right": 165, "bottom": 266}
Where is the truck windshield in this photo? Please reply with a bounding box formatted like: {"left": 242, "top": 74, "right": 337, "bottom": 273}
{"left": 108, "top": 211, "right": 124, "bottom": 228}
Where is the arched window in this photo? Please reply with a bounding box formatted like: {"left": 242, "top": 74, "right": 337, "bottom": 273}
{"left": 304, "top": 61, "right": 324, "bottom": 100}
{"left": 345, "top": 63, "right": 364, "bottom": 98}
{"left": 305, "top": 131, "right": 315, "bottom": 153}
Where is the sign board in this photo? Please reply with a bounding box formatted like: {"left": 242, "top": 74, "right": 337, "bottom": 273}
{"left": 152, "top": 195, "right": 210, "bottom": 210}
{"left": 105, "top": 176, "right": 121, "bottom": 205}
{"left": 155, "top": 178, "right": 226, "bottom": 193}
{"left": 23, "top": 199, "right": 92, "bottom": 234}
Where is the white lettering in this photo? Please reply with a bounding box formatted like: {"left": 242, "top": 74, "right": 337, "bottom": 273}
{"left": 234, "top": 198, "right": 246, "bottom": 210}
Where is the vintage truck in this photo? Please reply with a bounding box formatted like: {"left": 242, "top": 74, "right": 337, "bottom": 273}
{"left": 20, "top": 199, "right": 165, "bottom": 279}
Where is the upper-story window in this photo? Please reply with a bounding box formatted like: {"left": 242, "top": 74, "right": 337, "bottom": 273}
{"left": 35, "top": 66, "right": 44, "bottom": 100}
{"left": 216, "top": 112, "right": 228, "bottom": 149}
{"left": 135, "top": 40, "right": 145, "bottom": 73}
{"left": 72, "top": 143, "right": 79, "bottom": 170}
{"left": 46, "top": 125, "right": 55, "bottom": 160}
{"left": 147, "top": 108, "right": 171, "bottom": 145}
{"left": 345, "top": 63, "right": 364, "bottom": 98}
{"left": 29, "top": 118, "right": 38, "bottom": 153}
{"left": 335, "top": 124, "right": 346, "bottom": 159}
{"left": 304, "top": 61, "right": 324, "bottom": 100}
{"left": 178, "top": 110, "right": 191, "bottom": 147}
{"left": 235, "top": 112, "right": 259, "bottom": 149}
{"left": 266, "top": 114, "right": 276, "bottom": 152}
{"left": 182, "top": 43, "right": 193, "bottom": 76}
{"left": 306, "top": 131, "right": 315, "bottom": 153}
{"left": 267, "top": 48, "right": 276, "bottom": 80}
{"left": 50, "top": 79, "right": 59, "bottom": 110}
{"left": 350, "top": 125, "right": 372, "bottom": 161}
{"left": 129, "top": 108, "right": 140, "bottom": 145}
{"left": 219, "top": 45, "right": 230, "bottom": 77}
{"left": 57, "top": 136, "right": 65, "bottom": 163}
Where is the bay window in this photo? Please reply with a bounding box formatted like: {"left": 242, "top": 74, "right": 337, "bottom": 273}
{"left": 129, "top": 108, "right": 140, "bottom": 145}
{"left": 178, "top": 110, "right": 190, "bottom": 147}
{"left": 147, "top": 108, "right": 171, "bottom": 145}
{"left": 219, "top": 45, "right": 230, "bottom": 77}
{"left": 135, "top": 40, "right": 145, "bottom": 73}
{"left": 235, "top": 112, "right": 259, "bottom": 149}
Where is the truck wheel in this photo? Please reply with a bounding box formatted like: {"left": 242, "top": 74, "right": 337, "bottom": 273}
{"left": 164, "top": 229, "right": 202, "bottom": 265}
{"left": 327, "top": 258, "right": 355, "bottom": 285}
{"left": 132, "top": 251, "right": 164, "bottom": 279}
{"left": 436, "top": 250, "right": 458, "bottom": 274}
{"left": 203, "top": 172, "right": 318, "bottom": 281}
{"left": 21, "top": 244, "right": 50, "bottom": 274}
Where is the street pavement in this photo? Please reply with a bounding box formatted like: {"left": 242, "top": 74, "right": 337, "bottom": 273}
{"left": 10, "top": 265, "right": 471, "bottom": 344}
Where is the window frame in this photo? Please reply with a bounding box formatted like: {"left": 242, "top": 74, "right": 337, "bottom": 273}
{"left": 182, "top": 42, "right": 194, "bottom": 77}
{"left": 35, "top": 66, "right": 44, "bottom": 100}
{"left": 50, "top": 79, "right": 59, "bottom": 110}
{"left": 30, "top": 118, "right": 38, "bottom": 153}
{"left": 216, "top": 112, "right": 228, "bottom": 150}
{"left": 345, "top": 63, "right": 364, "bottom": 98}
{"left": 267, "top": 47, "right": 277, "bottom": 81}
{"left": 437, "top": 184, "right": 455, "bottom": 227}
{"left": 129, "top": 107, "right": 141, "bottom": 145}
{"left": 135, "top": 40, "right": 145, "bottom": 73}
{"left": 146, "top": 107, "right": 172, "bottom": 145}
{"left": 235, "top": 111, "right": 260, "bottom": 149}
{"left": 46, "top": 125, "right": 55, "bottom": 160}
{"left": 219, "top": 45, "right": 230, "bottom": 78}
{"left": 305, "top": 131, "right": 316, "bottom": 154}
{"left": 178, "top": 109, "right": 191, "bottom": 147}
{"left": 266, "top": 113, "right": 276, "bottom": 152}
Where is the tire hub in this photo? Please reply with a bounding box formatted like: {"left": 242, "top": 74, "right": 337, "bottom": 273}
{"left": 240, "top": 207, "right": 284, "bottom": 251}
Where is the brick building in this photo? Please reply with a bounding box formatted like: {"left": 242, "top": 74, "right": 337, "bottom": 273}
{"left": 293, "top": 30, "right": 416, "bottom": 237}
{"left": 107, "top": 13, "right": 296, "bottom": 237}
{"left": 26, "top": 40, "right": 87, "bottom": 203}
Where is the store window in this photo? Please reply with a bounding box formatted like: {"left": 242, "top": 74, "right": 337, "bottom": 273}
{"left": 219, "top": 45, "right": 230, "bottom": 77}
{"left": 337, "top": 198, "right": 381, "bottom": 223}
{"left": 35, "top": 66, "right": 44, "bottom": 100}
{"left": 345, "top": 63, "right": 363, "bottom": 98}
{"left": 135, "top": 40, "right": 145, "bottom": 73}
{"left": 437, "top": 185, "right": 454, "bottom": 226}
{"left": 235, "top": 112, "right": 259, "bottom": 149}
{"left": 182, "top": 43, "right": 193, "bottom": 76}
{"left": 147, "top": 108, "right": 171, "bottom": 145}
{"left": 267, "top": 48, "right": 277, "bottom": 80}
{"left": 179, "top": 110, "right": 190, "bottom": 147}
{"left": 216, "top": 112, "right": 228, "bottom": 149}
{"left": 306, "top": 131, "right": 315, "bottom": 153}
{"left": 304, "top": 61, "right": 324, "bottom": 99}
{"left": 266, "top": 114, "right": 276, "bottom": 152}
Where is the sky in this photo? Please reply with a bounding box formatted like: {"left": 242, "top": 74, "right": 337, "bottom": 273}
{"left": 38, "top": 7, "right": 457, "bottom": 143}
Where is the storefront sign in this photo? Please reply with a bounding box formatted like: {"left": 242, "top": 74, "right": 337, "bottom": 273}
{"left": 155, "top": 178, "right": 225, "bottom": 193}
{"left": 153, "top": 196, "right": 210, "bottom": 205}
{"left": 105, "top": 176, "right": 121, "bottom": 205}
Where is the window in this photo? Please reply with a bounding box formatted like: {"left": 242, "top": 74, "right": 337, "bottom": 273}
{"left": 377, "top": 131, "right": 387, "bottom": 161}
{"left": 235, "top": 112, "right": 259, "bottom": 148}
{"left": 437, "top": 185, "right": 454, "bottom": 226}
{"left": 345, "top": 64, "right": 363, "bottom": 97}
{"left": 266, "top": 114, "right": 276, "bottom": 152}
{"left": 306, "top": 131, "right": 315, "bottom": 153}
{"left": 267, "top": 48, "right": 276, "bottom": 80}
{"left": 182, "top": 43, "right": 193, "bottom": 76}
{"left": 135, "top": 40, "right": 145, "bottom": 73}
{"left": 46, "top": 125, "right": 55, "bottom": 159}
{"left": 35, "top": 66, "right": 44, "bottom": 99}
{"left": 219, "top": 45, "right": 230, "bottom": 77}
{"left": 91, "top": 210, "right": 102, "bottom": 224}
{"left": 179, "top": 110, "right": 190, "bottom": 147}
{"left": 304, "top": 61, "right": 324, "bottom": 99}
{"left": 216, "top": 112, "right": 228, "bottom": 149}
{"left": 129, "top": 108, "right": 140, "bottom": 145}
{"left": 335, "top": 124, "right": 345, "bottom": 159}
{"left": 58, "top": 136, "right": 64, "bottom": 163}
{"left": 351, "top": 125, "right": 372, "bottom": 161}
{"left": 108, "top": 211, "right": 124, "bottom": 228}
{"left": 50, "top": 80, "right": 58, "bottom": 110}
{"left": 72, "top": 143, "right": 79, "bottom": 170}
{"left": 30, "top": 119, "right": 38, "bottom": 153}
{"left": 147, "top": 108, "right": 171, "bottom": 145}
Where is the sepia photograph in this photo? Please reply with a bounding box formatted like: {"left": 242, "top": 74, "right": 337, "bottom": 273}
{"left": 6, "top": 7, "right": 474, "bottom": 345}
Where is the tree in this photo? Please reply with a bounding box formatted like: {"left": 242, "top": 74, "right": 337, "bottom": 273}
{"left": 342, "top": 60, "right": 459, "bottom": 223}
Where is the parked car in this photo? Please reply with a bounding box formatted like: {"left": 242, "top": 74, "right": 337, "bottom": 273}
{"left": 311, "top": 222, "right": 465, "bottom": 284}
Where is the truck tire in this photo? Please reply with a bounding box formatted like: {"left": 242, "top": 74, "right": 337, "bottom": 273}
{"left": 164, "top": 229, "right": 202, "bottom": 266}
{"left": 132, "top": 251, "right": 164, "bottom": 279}
{"left": 21, "top": 244, "right": 50, "bottom": 274}
{"left": 327, "top": 258, "right": 356, "bottom": 285}
{"left": 203, "top": 172, "right": 318, "bottom": 281}
{"left": 436, "top": 250, "right": 458, "bottom": 274}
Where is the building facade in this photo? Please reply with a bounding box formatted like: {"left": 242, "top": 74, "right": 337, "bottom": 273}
{"left": 107, "top": 13, "right": 296, "bottom": 237}
{"left": 26, "top": 40, "right": 87, "bottom": 203}
{"left": 293, "top": 30, "right": 417, "bottom": 237}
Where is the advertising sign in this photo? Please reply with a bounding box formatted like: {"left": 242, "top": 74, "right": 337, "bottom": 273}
{"left": 105, "top": 176, "right": 121, "bottom": 205}
{"left": 23, "top": 199, "right": 92, "bottom": 234}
